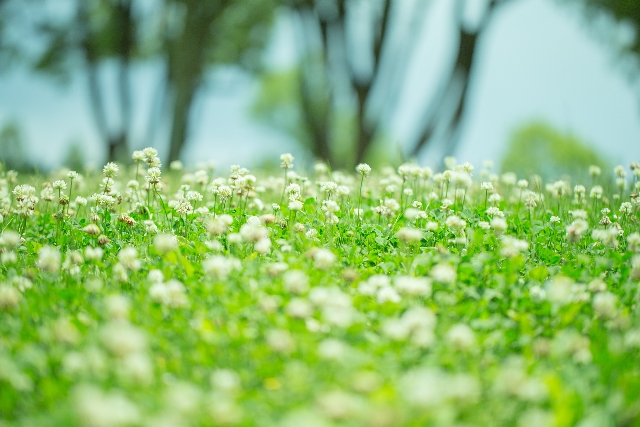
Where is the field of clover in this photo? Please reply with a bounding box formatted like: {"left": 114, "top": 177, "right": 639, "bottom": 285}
{"left": 1, "top": 148, "right": 640, "bottom": 427}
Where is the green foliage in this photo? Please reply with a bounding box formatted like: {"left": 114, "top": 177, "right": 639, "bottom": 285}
{"left": 63, "top": 141, "right": 86, "bottom": 173}
{"left": 251, "top": 68, "right": 309, "bottom": 145}
{"left": 501, "top": 121, "right": 609, "bottom": 181}
{"left": 206, "top": 0, "right": 278, "bottom": 71}
{"left": 252, "top": 67, "right": 397, "bottom": 168}
{"left": 570, "top": 0, "right": 640, "bottom": 59}
{"left": 1, "top": 151, "right": 640, "bottom": 426}
{"left": 0, "top": 121, "right": 28, "bottom": 171}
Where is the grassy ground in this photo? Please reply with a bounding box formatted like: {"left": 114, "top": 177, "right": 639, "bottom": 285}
{"left": 0, "top": 151, "right": 639, "bottom": 427}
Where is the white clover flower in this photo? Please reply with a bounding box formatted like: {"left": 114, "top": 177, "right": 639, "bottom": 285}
{"left": 430, "top": 263, "right": 456, "bottom": 284}
{"left": 449, "top": 170, "right": 472, "bottom": 189}
{"left": 317, "top": 339, "right": 349, "bottom": 361}
{"left": 154, "top": 233, "right": 178, "bottom": 254}
{"left": 592, "top": 292, "right": 617, "bottom": 319}
{"left": 38, "top": 246, "right": 61, "bottom": 273}
{"left": 285, "top": 298, "right": 313, "bottom": 318}
{"left": 104, "top": 295, "right": 131, "bottom": 321}
{"left": 185, "top": 191, "right": 203, "bottom": 202}
{"left": 517, "top": 179, "right": 529, "bottom": 189}
{"left": 592, "top": 228, "right": 619, "bottom": 248}
{"left": 143, "top": 220, "right": 158, "bottom": 234}
{"left": 565, "top": 219, "right": 588, "bottom": 243}
{"left": 11, "top": 276, "right": 31, "bottom": 292}
{"left": 174, "top": 199, "right": 193, "bottom": 215}
{"left": 283, "top": 270, "right": 309, "bottom": 294}
{"left": 444, "top": 156, "right": 457, "bottom": 169}
{"left": 425, "top": 221, "right": 438, "bottom": 231}
{"left": 357, "top": 275, "right": 390, "bottom": 296}
{"left": 396, "top": 227, "right": 422, "bottom": 242}
{"left": 620, "top": 202, "right": 633, "bottom": 215}
{"left": 377, "top": 286, "right": 401, "bottom": 304}
{"left": 400, "top": 368, "right": 447, "bottom": 407}
{"left": 488, "top": 193, "right": 502, "bottom": 204}
{"left": 214, "top": 185, "right": 233, "bottom": 200}
{"left": 627, "top": 232, "right": 640, "bottom": 252}
{"left": 100, "top": 322, "right": 146, "bottom": 357}
{"left": 322, "top": 200, "right": 340, "bottom": 213}
{"left": 546, "top": 276, "right": 574, "bottom": 305}
{"left": 589, "top": 185, "right": 603, "bottom": 199}
{"left": 320, "top": 181, "right": 338, "bottom": 194}
{"left": 440, "top": 199, "right": 453, "bottom": 210}
{"left": 142, "top": 147, "right": 158, "bottom": 160}
{"left": 102, "top": 162, "right": 119, "bottom": 177}
{"left": 132, "top": 150, "right": 145, "bottom": 161}
{"left": 624, "top": 329, "right": 640, "bottom": 349}
{"left": 501, "top": 172, "right": 517, "bottom": 186}
{"left": 486, "top": 206, "right": 504, "bottom": 218}
{"left": 280, "top": 153, "right": 294, "bottom": 169}
{"left": 239, "top": 219, "right": 268, "bottom": 242}
{"left": 285, "top": 182, "right": 301, "bottom": 200}
{"left": 480, "top": 182, "right": 493, "bottom": 191}
{"left": 445, "top": 215, "right": 466, "bottom": 230}
{"left": 500, "top": 236, "right": 529, "bottom": 258}
{"left": 529, "top": 285, "right": 546, "bottom": 301}
{"left": 383, "top": 198, "right": 400, "bottom": 213}
{"left": 146, "top": 167, "right": 161, "bottom": 184}
{"left": 0, "top": 285, "right": 21, "bottom": 309}
{"left": 570, "top": 209, "right": 588, "bottom": 219}
{"left": 446, "top": 323, "right": 476, "bottom": 350}
{"left": 150, "top": 280, "right": 188, "bottom": 308}
{"left": 202, "top": 255, "right": 240, "bottom": 280}
{"left": 266, "top": 329, "right": 295, "bottom": 353}
{"left": 118, "top": 247, "right": 140, "bottom": 271}
{"left": 52, "top": 180, "right": 67, "bottom": 190}
{"left": 40, "top": 187, "right": 54, "bottom": 202}
{"left": 490, "top": 217, "right": 508, "bottom": 233}
{"left": 477, "top": 221, "right": 490, "bottom": 230}
{"left": 550, "top": 216, "right": 561, "bottom": 223}
{"left": 395, "top": 276, "right": 432, "bottom": 296}
{"left": 336, "top": 185, "right": 350, "bottom": 196}
{"left": 73, "top": 385, "right": 140, "bottom": 427}
{"left": 313, "top": 248, "right": 336, "bottom": 270}
{"left": 286, "top": 200, "right": 302, "bottom": 212}
{"left": 404, "top": 208, "right": 422, "bottom": 221}
{"left": 254, "top": 237, "right": 271, "bottom": 254}
{"left": 0, "top": 230, "right": 21, "bottom": 248}
{"left": 356, "top": 163, "right": 371, "bottom": 176}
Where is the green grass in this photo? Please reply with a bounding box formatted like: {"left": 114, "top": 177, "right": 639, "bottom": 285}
{"left": 0, "top": 153, "right": 639, "bottom": 427}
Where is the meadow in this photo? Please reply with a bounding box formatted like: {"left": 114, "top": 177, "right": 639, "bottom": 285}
{"left": 1, "top": 149, "right": 639, "bottom": 427}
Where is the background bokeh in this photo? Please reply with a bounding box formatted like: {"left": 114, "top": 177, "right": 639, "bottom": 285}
{"left": 0, "top": 0, "right": 638, "bottom": 174}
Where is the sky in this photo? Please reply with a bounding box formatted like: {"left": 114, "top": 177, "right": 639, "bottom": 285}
{"left": 0, "top": 0, "right": 638, "bottom": 171}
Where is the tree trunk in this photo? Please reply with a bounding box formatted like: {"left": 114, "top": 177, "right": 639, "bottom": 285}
{"left": 354, "top": 85, "right": 374, "bottom": 165}
{"left": 107, "top": 133, "right": 128, "bottom": 162}
{"left": 168, "top": 81, "right": 198, "bottom": 163}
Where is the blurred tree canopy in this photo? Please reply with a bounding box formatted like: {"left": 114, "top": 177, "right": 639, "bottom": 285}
{"left": 0, "top": 0, "right": 278, "bottom": 163}
{"left": 254, "top": 0, "right": 515, "bottom": 168}
{"left": 501, "top": 121, "right": 609, "bottom": 182}
{"left": 1, "top": 0, "right": 638, "bottom": 167}
{"left": 0, "top": 122, "right": 28, "bottom": 171}
{"left": 566, "top": 0, "right": 640, "bottom": 99}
